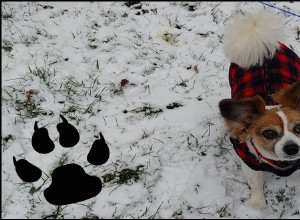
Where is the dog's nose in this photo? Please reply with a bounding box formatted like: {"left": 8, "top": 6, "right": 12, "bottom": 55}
{"left": 283, "top": 143, "right": 299, "bottom": 156}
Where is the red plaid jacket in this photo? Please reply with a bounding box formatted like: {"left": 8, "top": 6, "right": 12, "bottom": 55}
{"left": 229, "top": 43, "right": 300, "bottom": 105}
{"left": 230, "top": 138, "right": 300, "bottom": 176}
{"left": 228, "top": 43, "right": 300, "bottom": 176}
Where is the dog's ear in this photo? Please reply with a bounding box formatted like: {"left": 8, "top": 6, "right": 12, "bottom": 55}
{"left": 219, "top": 96, "right": 265, "bottom": 126}
{"left": 219, "top": 96, "right": 265, "bottom": 139}
{"left": 272, "top": 80, "right": 300, "bottom": 111}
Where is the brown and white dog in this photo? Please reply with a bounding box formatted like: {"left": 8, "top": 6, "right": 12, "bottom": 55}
{"left": 219, "top": 10, "right": 300, "bottom": 210}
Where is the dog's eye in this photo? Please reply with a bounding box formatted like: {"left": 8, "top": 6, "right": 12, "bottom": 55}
{"left": 294, "top": 124, "right": 300, "bottom": 134}
{"left": 262, "top": 129, "right": 278, "bottom": 140}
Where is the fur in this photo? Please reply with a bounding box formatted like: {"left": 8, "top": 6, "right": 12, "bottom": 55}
{"left": 219, "top": 81, "right": 300, "bottom": 209}
{"left": 272, "top": 80, "right": 300, "bottom": 111}
{"left": 223, "top": 10, "right": 286, "bottom": 69}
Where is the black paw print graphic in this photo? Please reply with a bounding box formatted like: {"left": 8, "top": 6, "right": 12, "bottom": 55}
{"left": 13, "top": 114, "right": 110, "bottom": 205}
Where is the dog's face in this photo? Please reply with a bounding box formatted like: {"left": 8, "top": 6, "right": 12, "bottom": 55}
{"left": 219, "top": 81, "right": 300, "bottom": 161}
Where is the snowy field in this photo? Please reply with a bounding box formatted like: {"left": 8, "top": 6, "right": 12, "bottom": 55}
{"left": 2, "top": 1, "right": 300, "bottom": 219}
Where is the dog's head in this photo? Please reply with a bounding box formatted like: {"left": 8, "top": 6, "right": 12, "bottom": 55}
{"left": 219, "top": 81, "right": 300, "bottom": 161}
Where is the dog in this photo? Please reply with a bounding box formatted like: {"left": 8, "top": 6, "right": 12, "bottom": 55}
{"left": 219, "top": 10, "right": 300, "bottom": 210}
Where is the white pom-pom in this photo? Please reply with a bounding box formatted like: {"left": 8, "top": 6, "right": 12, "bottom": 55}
{"left": 223, "top": 10, "right": 286, "bottom": 69}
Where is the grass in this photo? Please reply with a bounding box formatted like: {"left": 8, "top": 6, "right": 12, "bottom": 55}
{"left": 102, "top": 165, "right": 145, "bottom": 185}
{"left": 28, "top": 65, "right": 56, "bottom": 89}
{"left": 15, "top": 99, "right": 49, "bottom": 118}
{"left": 123, "top": 103, "right": 163, "bottom": 117}
{"left": 181, "top": 2, "right": 197, "bottom": 11}
{"left": 166, "top": 101, "right": 183, "bottom": 109}
{"left": 42, "top": 206, "right": 65, "bottom": 219}
{"left": 264, "top": 185, "right": 297, "bottom": 217}
{"left": 3, "top": 83, "right": 50, "bottom": 119}
{"left": 53, "top": 73, "right": 104, "bottom": 118}
{"left": 2, "top": 13, "right": 14, "bottom": 20}
{"left": 2, "top": 134, "right": 15, "bottom": 143}
{"left": 276, "top": 189, "right": 287, "bottom": 202}
{"left": 81, "top": 212, "right": 99, "bottom": 219}
{"left": 2, "top": 40, "right": 13, "bottom": 52}
{"left": 29, "top": 185, "right": 42, "bottom": 195}
{"left": 2, "top": 134, "right": 16, "bottom": 151}
{"left": 186, "top": 202, "right": 212, "bottom": 215}
{"left": 8, "top": 85, "right": 49, "bottom": 119}
{"left": 124, "top": 1, "right": 141, "bottom": 8}
{"left": 2, "top": 70, "right": 56, "bottom": 122}
{"left": 217, "top": 204, "right": 231, "bottom": 217}
{"left": 20, "top": 35, "right": 38, "bottom": 47}
{"left": 50, "top": 153, "right": 69, "bottom": 172}
{"left": 3, "top": 2, "right": 300, "bottom": 219}
{"left": 143, "top": 66, "right": 157, "bottom": 76}
{"left": 2, "top": 5, "right": 15, "bottom": 20}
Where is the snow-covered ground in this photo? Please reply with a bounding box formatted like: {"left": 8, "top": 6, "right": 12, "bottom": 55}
{"left": 2, "top": 1, "right": 300, "bottom": 219}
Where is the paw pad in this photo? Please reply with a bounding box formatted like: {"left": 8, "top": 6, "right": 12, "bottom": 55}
{"left": 44, "top": 164, "right": 102, "bottom": 205}
{"left": 87, "top": 132, "right": 110, "bottom": 165}
{"left": 57, "top": 114, "right": 80, "bottom": 148}
{"left": 13, "top": 156, "right": 42, "bottom": 182}
{"left": 32, "top": 121, "right": 55, "bottom": 154}
{"left": 13, "top": 115, "right": 110, "bottom": 205}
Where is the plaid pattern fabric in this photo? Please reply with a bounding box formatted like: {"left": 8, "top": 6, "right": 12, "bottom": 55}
{"left": 228, "top": 43, "right": 300, "bottom": 176}
{"left": 230, "top": 138, "right": 300, "bottom": 176}
{"left": 229, "top": 43, "right": 300, "bottom": 105}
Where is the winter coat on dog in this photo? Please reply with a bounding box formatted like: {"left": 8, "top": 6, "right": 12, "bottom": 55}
{"left": 223, "top": 11, "right": 300, "bottom": 176}
{"left": 228, "top": 44, "right": 300, "bottom": 176}
{"left": 229, "top": 43, "right": 300, "bottom": 105}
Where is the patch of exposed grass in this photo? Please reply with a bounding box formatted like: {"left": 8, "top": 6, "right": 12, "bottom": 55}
{"left": 63, "top": 75, "right": 84, "bottom": 97}
{"left": 102, "top": 165, "right": 145, "bottom": 185}
{"left": 81, "top": 212, "right": 99, "bottom": 219}
{"left": 124, "top": 1, "right": 141, "bottom": 8}
{"left": 166, "top": 101, "right": 183, "bottom": 109}
{"left": 2, "top": 134, "right": 16, "bottom": 151}
{"left": 21, "top": 35, "right": 38, "bottom": 47}
{"left": 275, "top": 188, "right": 295, "bottom": 203}
{"left": 29, "top": 185, "right": 42, "bottom": 195}
{"left": 181, "top": 2, "right": 197, "bottom": 11}
{"left": 42, "top": 206, "right": 65, "bottom": 219}
{"left": 217, "top": 204, "right": 231, "bottom": 217}
{"left": 28, "top": 65, "right": 56, "bottom": 89}
{"left": 2, "top": 40, "right": 13, "bottom": 53}
{"left": 2, "top": 13, "right": 14, "bottom": 19}
{"left": 124, "top": 103, "right": 163, "bottom": 117}
{"left": 2, "top": 76, "right": 53, "bottom": 121}
{"left": 61, "top": 105, "right": 77, "bottom": 114}
{"left": 51, "top": 153, "right": 69, "bottom": 172}
{"left": 2, "top": 134, "right": 15, "bottom": 143}
{"left": 15, "top": 96, "right": 49, "bottom": 118}
{"left": 2, "top": 5, "right": 15, "bottom": 20}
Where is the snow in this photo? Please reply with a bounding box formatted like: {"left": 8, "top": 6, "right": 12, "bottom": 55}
{"left": 2, "top": 1, "right": 300, "bottom": 219}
